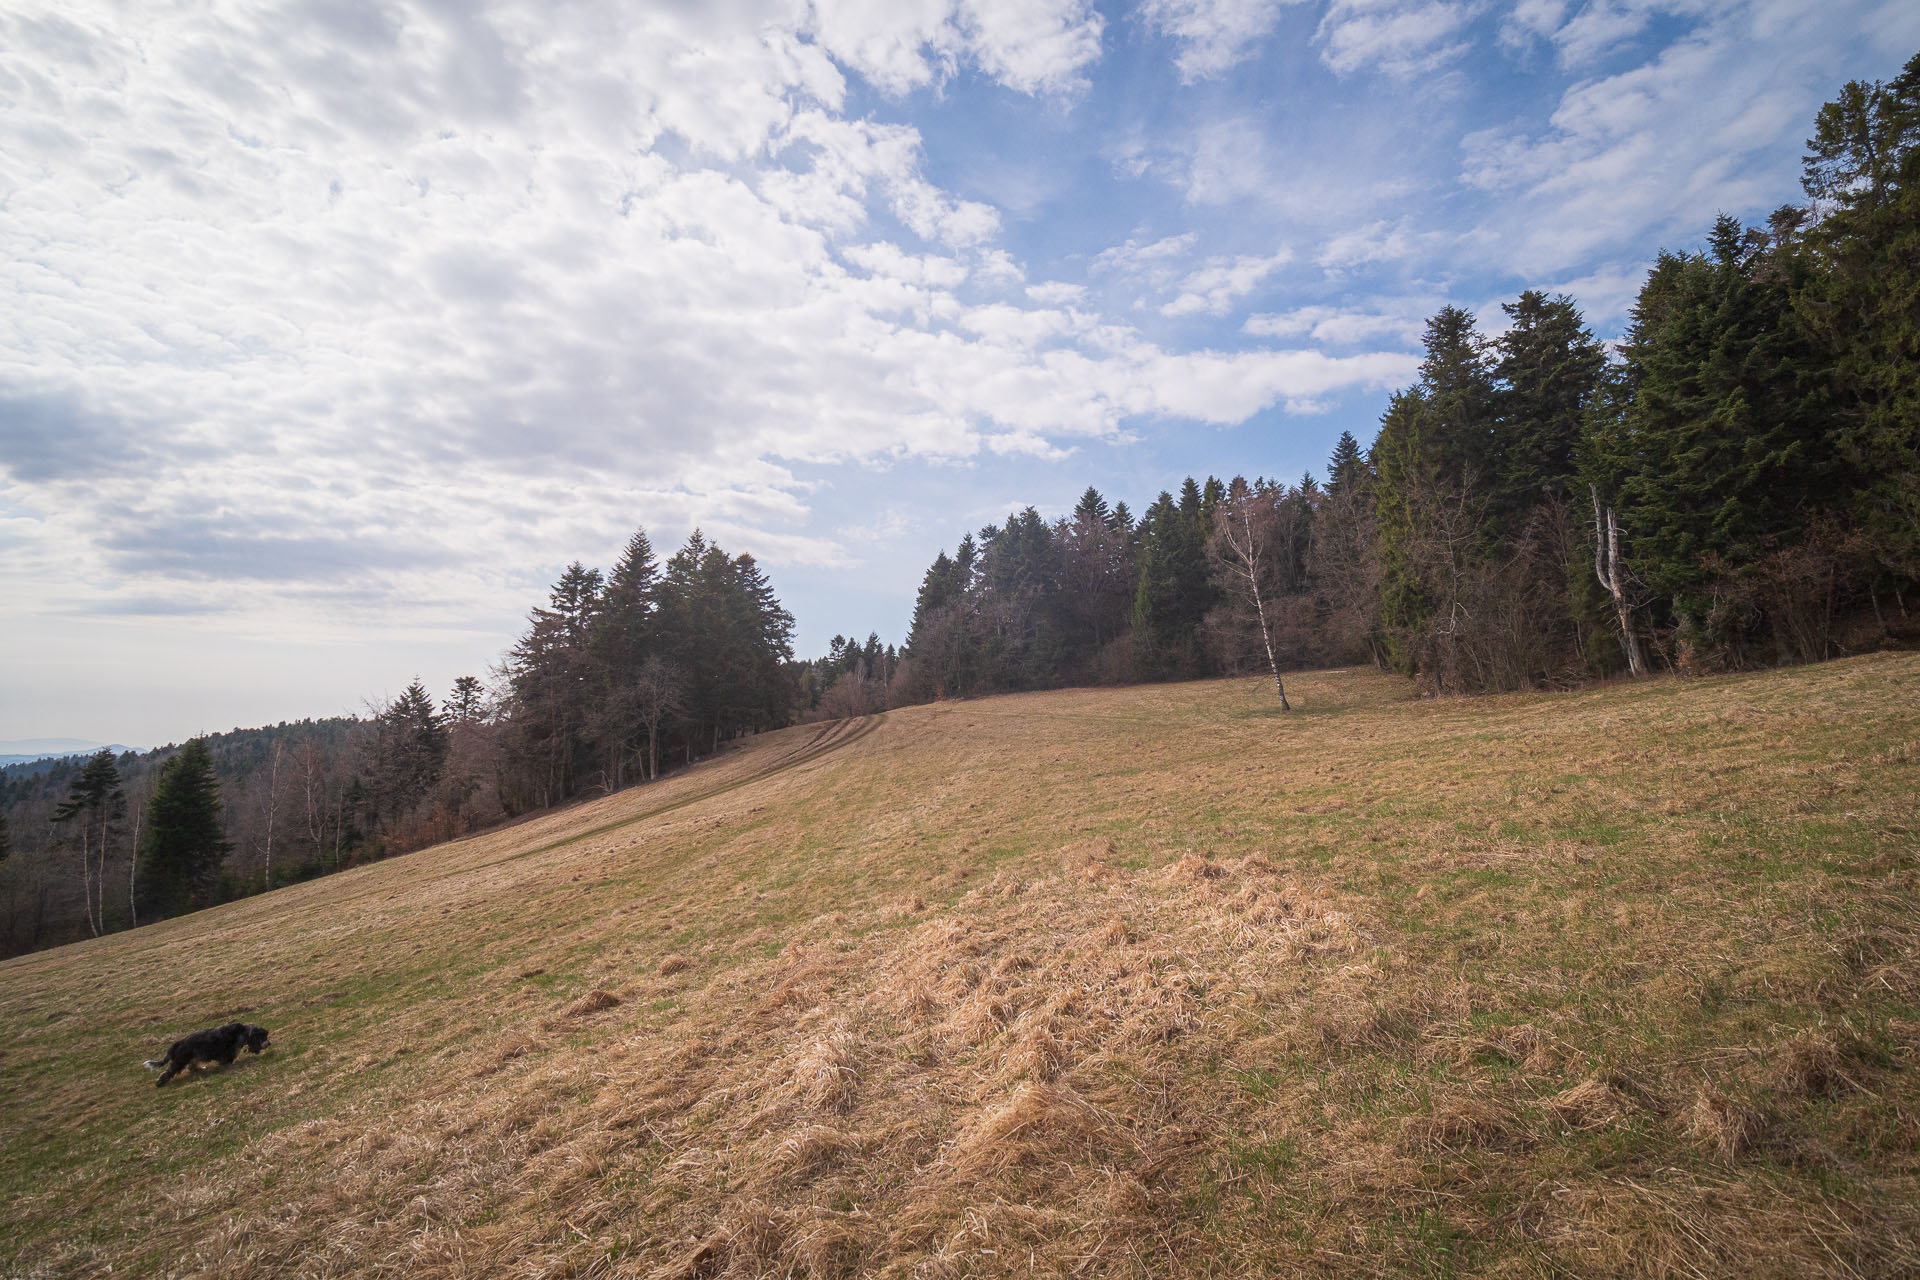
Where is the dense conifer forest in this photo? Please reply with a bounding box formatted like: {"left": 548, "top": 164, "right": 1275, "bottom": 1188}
{"left": 2, "top": 55, "right": 1914, "bottom": 958}
{"left": 891, "top": 53, "right": 1920, "bottom": 700}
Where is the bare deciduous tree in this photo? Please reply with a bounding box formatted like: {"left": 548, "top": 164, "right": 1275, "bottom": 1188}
{"left": 258, "top": 741, "right": 285, "bottom": 889}
{"left": 124, "top": 773, "right": 150, "bottom": 928}
{"left": 51, "top": 751, "right": 122, "bottom": 938}
{"left": 634, "top": 657, "right": 685, "bottom": 781}
{"left": 1211, "top": 478, "right": 1291, "bottom": 710}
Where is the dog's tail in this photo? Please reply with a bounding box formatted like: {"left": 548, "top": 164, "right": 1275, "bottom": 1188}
{"left": 143, "top": 1058, "right": 166, "bottom": 1070}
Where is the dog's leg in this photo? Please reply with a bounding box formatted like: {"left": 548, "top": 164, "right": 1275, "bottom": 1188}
{"left": 156, "top": 1057, "right": 179, "bottom": 1087}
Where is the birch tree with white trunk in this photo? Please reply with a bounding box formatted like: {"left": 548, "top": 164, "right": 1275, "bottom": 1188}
{"left": 1211, "top": 477, "right": 1292, "bottom": 710}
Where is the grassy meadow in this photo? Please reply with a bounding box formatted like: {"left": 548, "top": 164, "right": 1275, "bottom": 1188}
{"left": 2, "top": 655, "right": 1918, "bottom": 1278}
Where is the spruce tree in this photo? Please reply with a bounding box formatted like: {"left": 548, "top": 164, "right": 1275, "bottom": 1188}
{"left": 1176, "top": 480, "right": 1221, "bottom": 656}
{"left": 1416, "top": 305, "right": 1498, "bottom": 491}
{"left": 1594, "top": 217, "right": 1838, "bottom": 660}
{"left": 504, "top": 562, "right": 604, "bottom": 806}
{"left": 1064, "top": 488, "right": 1133, "bottom": 653}
{"left": 650, "top": 532, "right": 798, "bottom": 757}
{"left": 1199, "top": 475, "right": 1225, "bottom": 524}
{"left": 1368, "top": 307, "right": 1505, "bottom": 681}
{"left": 1177, "top": 477, "right": 1205, "bottom": 527}
{"left": 550, "top": 562, "right": 605, "bottom": 647}
{"left": 445, "top": 675, "right": 486, "bottom": 723}
{"left": 1132, "top": 490, "right": 1205, "bottom": 676}
{"left": 372, "top": 680, "right": 449, "bottom": 823}
{"left": 1072, "top": 486, "right": 1110, "bottom": 526}
{"left": 583, "top": 529, "right": 663, "bottom": 788}
{"left": 1325, "top": 430, "right": 1367, "bottom": 496}
{"left": 1801, "top": 52, "right": 1920, "bottom": 582}
{"left": 973, "top": 507, "right": 1066, "bottom": 689}
{"left": 1369, "top": 388, "right": 1434, "bottom": 673}
{"left": 1314, "top": 433, "right": 1386, "bottom": 667}
{"left": 1491, "top": 291, "right": 1607, "bottom": 529}
{"left": 905, "top": 542, "right": 978, "bottom": 700}
{"left": 137, "top": 740, "right": 230, "bottom": 920}
{"left": 907, "top": 551, "right": 960, "bottom": 651}
{"left": 594, "top": 528, "right": 659, "bottom": 685}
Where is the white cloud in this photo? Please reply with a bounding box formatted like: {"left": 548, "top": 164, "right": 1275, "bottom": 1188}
{"left": 1316, "top": 0, "right": 1478, "bottom": 77}
{"left": 1092, "top": 232, "right": 1198, "bottom": 278}
{"left": 1500, "top": 0, "right": 1716, "bottom": 68}
{"left": 1026, "top": 280, "right": 1087, "bottom": 305}
{"left": 955, "top": 0, "right": 1108, "bottom": 94}
{"left": 1457, "top": 0, "right": 1920, "bottom": 276}
{"left": 1539, "top": 262, "right": 1650, "bottom": 328}
{"left": 1502, "top": 0, "right": 1570, "bottom": 48}
{"left": 843, "top": 241, "right": 972, "bottom": 288}
{"left": 957, "top": 302, "right": 1084, "bottom": 346}
{"left": 1316, "top": 219, "right": 1426, "bottom": 268}
{"left": 701, "top": 522, "right": 859, "bottom": 569}
{"left": 975, "top": 248, "right": 1027, "bottom": 284}
{"left": 1245, "top": 301, "right": 1430, "bottom": 344}
{"left": 1176, "top": 117, "right": 1277, "bottom": 204}
{"left": 1161, "top": 249, "right": 1292, "bottom": 315}
{"left": 1139, "top": 0, "right": 1305, "bottom": 81}
{"left": 1122, "top": 345, "right": 1418, "bottom": 421}
{"left": 806, "top": 0, "right": 1106, "bottom": 96}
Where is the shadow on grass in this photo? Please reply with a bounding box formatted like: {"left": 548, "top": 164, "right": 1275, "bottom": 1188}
{"left": 153, "top": 1051, "right": 275, "bottom": 1090}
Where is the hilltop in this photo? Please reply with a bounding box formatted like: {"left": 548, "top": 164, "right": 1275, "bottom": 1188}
{"left": 3, "top": 657, "right": 1917, "bottom": 1278}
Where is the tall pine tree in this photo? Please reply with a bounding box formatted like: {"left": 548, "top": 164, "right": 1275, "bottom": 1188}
{"left": 1593, "top": 216, "right": 1838, "bottom": 663}
{"left": 1801, "top": 52, "right": 1920, "bottom": 585}
{"left": 371, "top": 679, "right": 449, "bottom": 825}
{"left": 137, "top": 740, "right": 230, "bottom": 920}
{"left": 1492, "top": 291, "right": 1607, "bottom": 529}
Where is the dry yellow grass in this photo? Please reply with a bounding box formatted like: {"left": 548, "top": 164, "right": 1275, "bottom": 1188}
{"left": 3, "top": 655, "right": 1919, "bottom": 1277}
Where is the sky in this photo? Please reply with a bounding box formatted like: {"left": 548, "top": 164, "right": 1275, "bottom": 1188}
{"left": 2, "top": 0, "right": 1914, "bottom": 747}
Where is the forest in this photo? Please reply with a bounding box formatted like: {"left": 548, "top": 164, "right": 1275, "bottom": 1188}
{"left": 887, "top": 53, "right": 1919, "bottom": 703}
{"left": 0, "top": 528, "right": 797, "bottom": 957}
{"left": 1, "top": 55, "right": 1914, "bottom": 958}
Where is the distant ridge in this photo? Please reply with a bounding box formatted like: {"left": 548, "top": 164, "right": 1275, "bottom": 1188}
{"left": 0, "top": 740, "right": 141, "bottom": 769}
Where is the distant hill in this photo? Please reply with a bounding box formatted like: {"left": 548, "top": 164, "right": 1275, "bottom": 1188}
{"left": 0, "top": 741, "right": 140, "bottom": 770}
{"left": 2, "top": 655, "right": 1917, "bottom": 1276}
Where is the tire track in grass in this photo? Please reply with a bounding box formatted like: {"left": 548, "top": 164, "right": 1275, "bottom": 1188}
{"left": 415, "top": 712, "right": 890, "bottom": 880}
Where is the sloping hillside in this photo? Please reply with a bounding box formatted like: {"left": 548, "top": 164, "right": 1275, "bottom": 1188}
{"left": 4, "top": 658, "right": 1918, "bottom": 1278}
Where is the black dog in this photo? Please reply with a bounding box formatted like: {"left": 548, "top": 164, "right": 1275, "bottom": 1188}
{"left": 143, "top": 1023, "right": 270, "bottom": 1087}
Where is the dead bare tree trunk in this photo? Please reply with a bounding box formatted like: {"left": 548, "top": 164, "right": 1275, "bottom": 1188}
{"left": 1591, "top": 486, "right": 1647, "bottom": 677}
{"left": 81, "top": 821, "right": 99, "bottom": 938}
{"left": 126, "top": 780, "right": 146, "bottom": 929}
{"left": 634, "top": 657, "right": 683, "bottom": 782}
{"left": 261, "top": 742, "right": 284, "bottom": 890}
{"left": 301, "top": 744, "right": 325, "bottom": 852}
